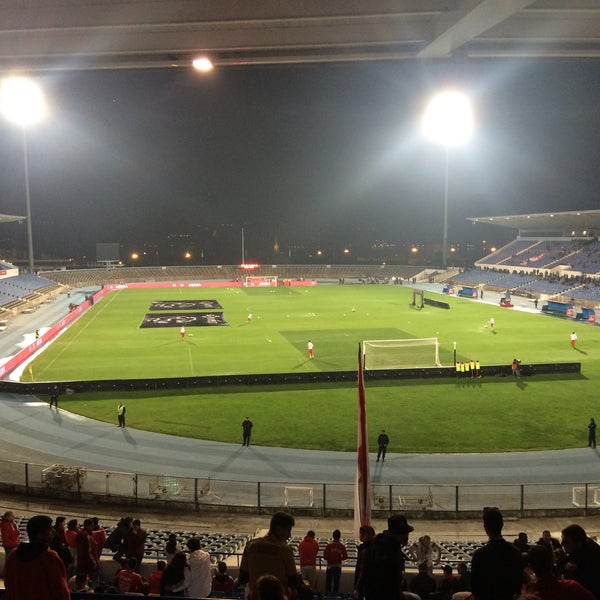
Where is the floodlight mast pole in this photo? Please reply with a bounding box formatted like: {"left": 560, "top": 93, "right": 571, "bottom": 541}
{"left": 21, "top": 128, "right": 34, "bottom": 273}
{"left": 442, "top": 145, "right": 449, "bottom": 269}
{"left": 0, "top": 76, "right": 47, "bottom": 274}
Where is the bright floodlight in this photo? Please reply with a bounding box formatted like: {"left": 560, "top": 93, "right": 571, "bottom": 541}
{"left": 422, "top": 90, "right": 473, "bottom": 147}
{"left": 0, "top": 77, "right": 47, "bottom": 127}
{"left": 192, "top": 57, "right": 214, "bottom": 72}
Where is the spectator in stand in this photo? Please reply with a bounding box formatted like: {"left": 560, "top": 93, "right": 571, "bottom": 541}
{"left": 68, "top": 573, "right": 92, "bottom": 593}
{"left": 257, "top": 574, "right": 288, "bottom": 600}
{"left": 561, "top": 524, "right": 600, "bottom": 599}
{"left": 123, "top": 518, "right": 147, "bottom": 571}
{"left": 115, "top": 556, "right": 146, "bottom": 594}
{"left": 1, "top": 511, "right": 20, "bottom": 574}
{"left": 186, "top": 536, "right": 212, "bottom": 598}
{"left": 514, "top": 532, "right": 531, "bottom": 554}
{"left": 238, "top": 511, "right": 301, "bottom": 598}
{"left": 438, "top": 565, "right": 459, "bottom": 600}
{"left": 361, "top": 514, "right": 420, "bottom": 600}
{"left": 524, "top": 544, "right": 595, "bottom": 600}
{"left": 50, "top": 516, "right": 72, "bottom": 572}
{"left": 212, "top": 561, "right": 236, "bottom": 594}
{"left": 91, "top": 516, "right": 106, "bottom": 564}
{"left": 165, "top": 532, "right": 182, "bottom": 563}
{"left": 408, "top": 534, "right": 442, "bottom": 574}
{"left": 353, "top": 524, "right": 375, "bottom": 600}
{"left": 65, "top": 518, "right": 79, "bottom": 574}
{"left": 538, "top": 529, "right": 562, "bottom": 551}
{"left": 76, "top": 518, "right": 99, "bottom": 585}
{"left": 105, "top": 516, "right": 132, "bottom": 562}
{"left": 161, "top": 551, "right": 190, "bottom": 596}
{"left": 470, "top": 507, "right": 523, "bottom": 600}
{"left": 451, "top": 562, "right": 472, "bottom": 599}
{"left": 409, "top": 561, "right": 437, "bottom": 599}
{"left": 148, "top": 560, "right": 166, "bottom": 595}
{"left": 298, "top": 530, "right": 319, "bottom": 589}
{"left": 4, "top": 514, "right": 70, "bottom": 600}
{"left": 324, "top": 529, "right": 348, "bottom": 594}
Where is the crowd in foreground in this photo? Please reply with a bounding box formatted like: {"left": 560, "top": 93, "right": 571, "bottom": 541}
{"left": 2, "top": 507, "right": 600, "bottom": 600}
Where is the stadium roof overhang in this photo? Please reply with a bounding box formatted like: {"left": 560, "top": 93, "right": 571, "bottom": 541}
{"left": 0, "top": 1, "right": 599, "bottom": 72}
{"left": 467, "top": 210, "right": 600, "bottom": 237}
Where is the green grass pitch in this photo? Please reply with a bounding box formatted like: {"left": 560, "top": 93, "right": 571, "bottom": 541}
{"left": 28, "top": 285, "right": 600, "bottom": 453}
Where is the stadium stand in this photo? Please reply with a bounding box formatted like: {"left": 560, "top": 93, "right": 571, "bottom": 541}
{"left": 477, "top": 239, "right": 538, "bottom": 266}
{"left": 39, "top": 265, "right": 425, "bottom": 287}
{"left": 0, "top": 274, "right": 64, "bottom": 313}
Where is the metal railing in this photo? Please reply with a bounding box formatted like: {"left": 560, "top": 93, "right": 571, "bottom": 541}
{"left": 1, "top": 458, "right": 600, "bottom": 518}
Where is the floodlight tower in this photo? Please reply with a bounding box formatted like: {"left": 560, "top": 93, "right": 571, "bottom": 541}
{"left": 422, "top": 90, "right": 473, "bottom": 269}
{"left": 0, "top": 76, "right": 47, "bottom": 273}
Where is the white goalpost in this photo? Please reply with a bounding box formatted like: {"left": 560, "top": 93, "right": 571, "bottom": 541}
{"left": 362, "top": 338, "right": 441, "bottom": 370}
{"left": 243, "top": 275, "right": 278, "bottom": 287}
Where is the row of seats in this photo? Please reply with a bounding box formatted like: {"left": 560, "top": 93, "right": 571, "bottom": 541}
{"left": 3, "top": 515, "right": 484, "bottom": 570}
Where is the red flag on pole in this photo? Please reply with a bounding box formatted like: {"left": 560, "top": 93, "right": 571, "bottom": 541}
{"left": 354, "top": 343, "right": 372, "bottom": 540}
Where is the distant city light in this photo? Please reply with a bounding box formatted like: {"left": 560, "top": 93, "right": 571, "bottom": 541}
{"left": 192, "top": 57, "right": 214, "bottom": 72}
{"left": 316, "top": 250, "right": 323, "bottom": 256}
{"left": 131, "top": 252, "right": 139, "bottom": 260}
{"left": 343, "top": 248, "right": 350, "bottom": 254}
{"left": 411, "top": 247, "right": 418, "bottom": 253}
{"left": 184, "top": 251, "right": 192, "bottom": 259}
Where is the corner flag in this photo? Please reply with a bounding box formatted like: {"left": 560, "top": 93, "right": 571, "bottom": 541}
{"left": 354, "top": 343, "right": 372, "bottom": 540}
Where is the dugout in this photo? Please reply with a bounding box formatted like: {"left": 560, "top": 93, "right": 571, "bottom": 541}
{"left": 575, "top": 307, "right": 596, "bottom": 323}
{"left": 457, "top": 286, "right": 478, "bottom": 298}
{"left": 541, "top": 300, "right": 574, "bottom": 318}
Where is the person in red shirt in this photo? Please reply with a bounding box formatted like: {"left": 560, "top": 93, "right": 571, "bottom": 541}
{"left": 148, "top": 560, "right": 166, "bottom": 595}
{"left": 525, "top": 544, "right": 595, "bottom": 600}
{"left": 298, "top": 530, "right": 319, "bottom": 589}
{"left": 91, "top": 516, "right": 106, "bottom": 564}
{"left": 76, "top": 518, "right": 99, "bottom": 584}
{"left": 1, "top": 511, "right": 20, "bottom": 569}
{"left": 323, "top": 529, "right": 347, "bottom": 594}
{"left": 5, "top": 514, "right": 70, "bottom": 600}
{"left": 212, "top": 560, "right": 236, "bottom": 594}
{"left": 64, "top": 518, "right": 79, "bottom": 575}
{"left": 115, "top": 557, "right": 146, "bottom": 594}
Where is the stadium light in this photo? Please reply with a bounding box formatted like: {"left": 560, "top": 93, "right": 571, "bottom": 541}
{"left": 192, "top": 57, "right": 214, "bottom": 72}
{"left": 0, "top": 76, "right": 47, "bottom": 273}
{"left": 422, "top": 90, "right": 473, "bottom": 269}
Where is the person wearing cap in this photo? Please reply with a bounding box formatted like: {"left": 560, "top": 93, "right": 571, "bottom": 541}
{"left": 361, "top": 514, "right": 420, "bottom": 600}
{"left": 470, "top": 507, "right": 523, "bottom": 600}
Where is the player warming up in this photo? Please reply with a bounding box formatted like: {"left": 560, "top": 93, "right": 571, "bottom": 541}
{"left": 489, "top": 317, "right": 495, "bottom": 330}
{"left": 307, "top": 340, "right": 314, "bottom": 359}
{"left": 247, "top": 313, "right": 252, "bottom": 323}
{"left": 180, "top": 326, "right": 186, "bottom": 340}
{"left": 570, "top": 331, "right": 577, "bottom": 348}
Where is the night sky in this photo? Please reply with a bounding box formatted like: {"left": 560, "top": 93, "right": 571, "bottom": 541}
{"left": 0, "top": 59, "right": 598, "bottom": 265}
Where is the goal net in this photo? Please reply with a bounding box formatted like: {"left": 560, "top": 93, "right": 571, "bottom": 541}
{"left": 362, "top": 338, "right": 441, "bottom": 369}
{"left": 244, "top": 275, "right": 278, "bottom": 287}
